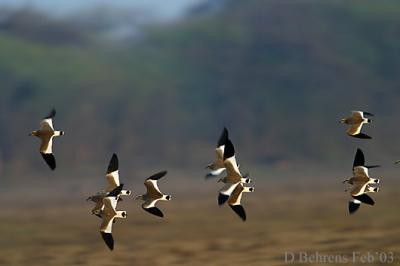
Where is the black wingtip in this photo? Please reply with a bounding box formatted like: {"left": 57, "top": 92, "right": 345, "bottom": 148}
{"left": 107, "top": 153, "right": 118, "bottom": 174}
{"left": 353, "top": 133, "right": 372, "bottom": 139}
{"left": 217, "top": 127, "right": 229, "bottom": 147}
{"left": 101, "top": 232, "right": 114, "bottom": 251}
{"left": 353, "top": 194, "right": 375, "bottom": 206}
{"left": 44, "top": 108, "right": 56, "bottom": 119}
{"left": 348, "top": 201, "right": 360, "bottom": 214}
{"left": 363, "top": 112, "right": 374, "bottom": 117}
{"left": 41, "top": 153, "right": 56, "bottom": 170}
{"left": 353, "top": 148, "right": 365, "bottom": 168}
{"left": 143, "top": 206, "right": 164, "bottom": 218}
{"left": 230, "top": 205, "right": 246, "bottom": 221}
{"left": 223, "top": 139, "right": 235, "bottom": 161}
{"left": 366, "top": 165, "right": 381, "bottom": 169}
{"left": 218, "top": 193, "right": 229, "bottom": 206}
{"left": 147, "top": 170, "right": 168, "bottom": 181}
{"left": 108, "top": 184, "right": 124, "bottom": 197}
{"left": 205, "top": 173, "right": 217, "bottom": 179}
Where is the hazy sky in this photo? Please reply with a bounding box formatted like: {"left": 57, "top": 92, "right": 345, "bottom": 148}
{"left": 0, "top": 0, "right": 205, "bottom": 19}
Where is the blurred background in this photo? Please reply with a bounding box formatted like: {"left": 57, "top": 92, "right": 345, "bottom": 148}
{"left": 0, "top": 0, "right": 399, "bottom": 265}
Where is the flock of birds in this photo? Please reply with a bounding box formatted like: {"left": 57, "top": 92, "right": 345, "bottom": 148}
{"left": 27, "top": 109, "right": 394, "bottom": 250}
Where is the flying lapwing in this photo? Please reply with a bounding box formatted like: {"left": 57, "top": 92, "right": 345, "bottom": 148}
{"left": 205, "top": 127, "right": 229, "bottom": 178}
{"left": 348, "top": 188, "right": 379, "bottom": 215}
{"left": 227, "top": 183, "right": 254, "bottom": 221}
{"left": 136, "top": 171, "right": 172, "bottom": 218}
{"left": 340, "top": 111, "right": 374, "bottom": 139}
{"left": 96, "top": 196, "right": 127, "bottom": 251}
{"left": 89, "top": 185, "right": 125, "bottom": 218}
{"left": 343, "top": 149, "right": 381, "bottom": 214}
{"left": 218, "top": 138, "right": 251, "bottom": 184}
{"left": 104, "top": 153, "right": 131, "bottom": 198}
{"left": 218, "top": 139, "right": 252, "bottom": 205}
{"left": 87, "top": 153, "right": 132, "bottom": 215}
{"left": 343, "top": 148, "right": 381, "bottom": 185}
{"left": 29, "top": 108, "right": 64, "bottom": 170}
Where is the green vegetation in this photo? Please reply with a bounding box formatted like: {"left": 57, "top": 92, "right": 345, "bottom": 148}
{"left": 1, "top": 0, "right": 400, "bottom": 176}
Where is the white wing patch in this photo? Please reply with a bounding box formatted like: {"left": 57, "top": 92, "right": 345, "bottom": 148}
{"left": 40, "top": 119, "right": 54, "bottom": 131}
{"left": 146, "top": 179, "right": 162, "bottom": 195}
{"left": 353, "top": 166, "right": 369, "bottom": 179}
{"left": 106, "top": 171, "right": 120, "bottom": 191}
{"left": 351, "top": 111, "right": 364, "bottom": 120}
{"left": 208, "top": 168, "right": 226, "bottom": 176}
{"left": 347, "top": 123, "right": 363, "bottom": 136}
{"left": 100, "top": 216, "right": 114, "bottom": 233}
{"left": 40, "top": 136, "right": 54, "bottom": 154}
{"left": 220, "top": 182, "right": 240, "bottom": 196}
{"left": 350, "top": 182, "right": 369, "bottom": 196}
{"left": 225, "top": 156, "right": 241, "bottom": 176}
{"left": 215, "top": 145, "right": 225, "bottom": 160}
{"left": 143, "top": 199, "right": 159, "bottom": 209}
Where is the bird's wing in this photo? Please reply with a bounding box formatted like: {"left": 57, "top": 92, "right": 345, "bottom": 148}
{"left": 353, "top": 149, "right": 365, "bottom": 168}
{"left": 351, "top": 111, "right": 364, "bottom": 120}
{"left": 353, "top": 166, "right": 370, "bottom": 182}
{"left": 348, "top": 199, "right": 361, "bottom": 214}
{"left": 215, "top": 146, "right": 224, "bottom": 160}
{"left": 218, "top": 182, "right": 240, "bottom": 205}
{"left": 347, "top": 123, "right": 363, "bottom": 136}
{"left": 103, "top": 197, "right": 118, "bottom": 215}
{"left": 142, "top": 200, "right": 164, "bottom": 217}
{"left": 224, "top": 156, "right": 242, "bottom": 183}
{"left": 92, "top": 199, "right": 104, "bottom": 213}
{"left": 105, "top": 154, "right": 120, "bottom": 191}
{"left": 352, "top": 194, "right": 375, "bottom": 205}
{"left": 100, "top": 215, "right": 114, "bottom": 234}
{"left": 142, "top": 199, "right": 159, "bottom": 209}
{"left": 228, "top": 183, "right": 245, "bottom": 206}
{"left": 205, "top": 168, "right": 226, "bottom": 178}
{"left": 40, "top": 118, "right": 54, "bottom": 131}
{"left": 108, "top": 184, "right": 124, "bottom": 198}
{"left": 40, "top": 136, "right": 53, "bottom": 154}
{"left": 217, "top": 127, "right": 229, "bottom": 147}
{"left": 362, "top": 112, "right": 374, "bottom": 117}
{"left": 106, "top": 172, "right": 120, "bottom": 192}
{"left": 222, "top": 139, "right": 242, "bottom": 182}
{"left": 146, "top": 170, "right": 167, "bottom": 181}
{"left": 100, "top": 232, "right": 114, "bottom": 251}
{"left": 350, "top": 182, "right": 369, "bottom": 196}
{"left": 40, "top": 152, "right": 56, "bottom": 170}
{"left": 229, "top": 205, "right": 246, "bottom": 221}
{"left": 144, "top": 179, "right": 163, "bottom": 198}
{"left": 144, "top": 171, "right": 167, "bottom": 198}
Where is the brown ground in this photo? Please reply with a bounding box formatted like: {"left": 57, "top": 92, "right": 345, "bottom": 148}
{"left": 0, "top": 180, "right": 399, "bottom": 266}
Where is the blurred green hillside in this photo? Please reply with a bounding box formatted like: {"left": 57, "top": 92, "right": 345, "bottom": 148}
{"left": 1, "top": 0, "right": 400, "bottom": 178}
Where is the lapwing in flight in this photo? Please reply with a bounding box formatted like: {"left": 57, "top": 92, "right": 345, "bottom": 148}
{"left": 218, "top": 138, "right": 252, "bottom": 205}
{"left": 136, "top": 171, "right": 172, "bottom": 218}
{"left": 340, "top": 111, "right": 373, "bottom": 139}
{"left": 29, "top": 108, "right": 64, "bottom": 170}
{"left": 227, "top": 183, "right": 254, "bottom": 221}
{"left": 344, "top": 149, "right": 381, "bottom": 214}
{"left": 96, "top": 195, "right": 127, "bottom": 250}
{"left": 87, "top": 153, "right": 132, "bottom": 215}
{"left": 205, "top": 127, "right": 229, "bottom": 178}
{"left": 89, "top": 184, "right": 125, "bottom": 218}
